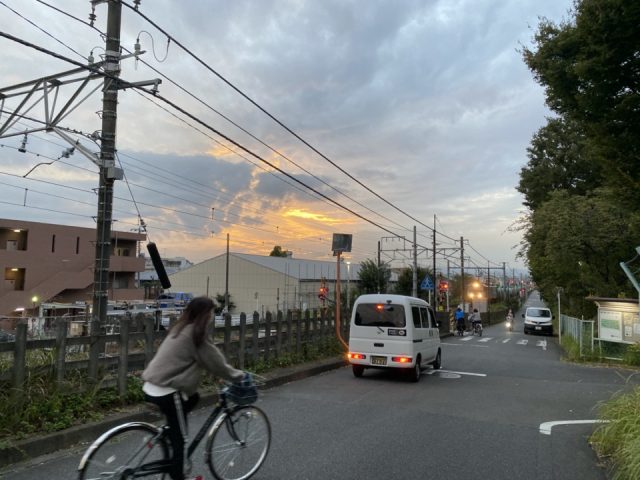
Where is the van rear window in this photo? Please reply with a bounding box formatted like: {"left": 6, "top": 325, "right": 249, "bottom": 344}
{"left": 354, "top": 303, "right": 406, "bottom": 327}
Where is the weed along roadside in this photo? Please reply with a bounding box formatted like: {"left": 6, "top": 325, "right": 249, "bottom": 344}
{"left": 0, "top": 356, "right": 348, "bottom": 469}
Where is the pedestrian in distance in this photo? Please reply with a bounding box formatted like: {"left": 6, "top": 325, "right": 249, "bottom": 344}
{"left": 142, "top": 296, "right": 246, "bottom": 480}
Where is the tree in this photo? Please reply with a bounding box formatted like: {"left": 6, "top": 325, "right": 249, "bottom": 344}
{"left": 518, "top": 117, "right": 602, "bottom": 210}
{"left": 522, "top": 0, "right": 640, "bottom": 207}
{"left": 524, "top": 189, "right": 638, "bottom": 316}
{"left": 357, "top": 259, "right": 391, "bottom": 294}
{"left": 394, "top": 266, "right": 432, "bottom": 298}
{"left": 214, "top": 293, "right": 236, "bottom": 315}
{"left": 269, "top": 246, "right": 288, "bottom": 257}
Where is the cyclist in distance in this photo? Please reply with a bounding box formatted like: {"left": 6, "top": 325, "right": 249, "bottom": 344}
{"left": 142, "top": 296, "right": 245, "bottom": 480}
{"left": 454, "top": 306, "right": 465, "bottom": 335}
{"left": 469, "top": 308, "right": 482, "bottom": 333}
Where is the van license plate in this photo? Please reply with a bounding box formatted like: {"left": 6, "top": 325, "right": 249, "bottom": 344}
{"left": 371, "top": 356, "right": 387, "bottom": 366}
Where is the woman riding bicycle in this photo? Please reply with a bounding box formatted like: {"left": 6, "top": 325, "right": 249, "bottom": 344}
{"left": 469, "top": 308, "right": 482, "bottom": 334}
{"left": 142, "top": 296, "right": 246, "bottom": 480}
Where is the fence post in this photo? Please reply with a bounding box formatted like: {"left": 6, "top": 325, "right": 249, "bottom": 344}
{"left": 275, "top": 311, "right": 283, "bottom": 359}
{"left": 238, "top": 313, "right": 246, "bottom": 370}
{"left": 264, "top": 311, "right": 272, "bottom": 362}
{"left": 251, "top": 312, "right": 260, "bottom": 365}
{"left": 12, "top": 323, "right": 27, "bottom": 406}
{"left": 304, "top": 309, "right": 311, "bottom": 356}
{"left": 118, "top": 315, "right": 130, "bottom": 398}
{"left": 223, "top": 313, "right": 232, "bottom": 357}
{"left": 88, "top": 319, "right": 104, "bottom": 382}
{"left": 144, "top": 315, "right": 156, "bottom": 367}
{"left": 318, "top": 309, "right": 325, "bottom": 339}
{"left": 287, "top": 310, "right": 293, "bottom": 354}
{"left": 55, "top": 317, "right": 68, "bottom": 385}
{"left": 296, "top": 312, "right": 302, "bottom": 356}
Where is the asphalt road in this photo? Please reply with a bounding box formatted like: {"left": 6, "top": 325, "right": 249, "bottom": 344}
{"left": 3, "top": 293, "right": 638, "bottom": 479}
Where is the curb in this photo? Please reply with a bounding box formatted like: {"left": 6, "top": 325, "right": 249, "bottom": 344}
{"left": 0, "top": 357, "right": 348, "bottom": 469}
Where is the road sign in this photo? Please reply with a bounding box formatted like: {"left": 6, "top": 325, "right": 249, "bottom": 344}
{"left": 420, "top": 276, "right": 434, "bottom": 291}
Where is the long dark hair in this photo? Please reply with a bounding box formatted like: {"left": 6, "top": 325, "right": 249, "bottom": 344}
{"left": 171, "top": 296, "right": 214, "bottom": 347}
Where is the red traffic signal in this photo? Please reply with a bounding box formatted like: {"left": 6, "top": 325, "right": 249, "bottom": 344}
{"left": 438, "top": 280, "right": 449, "bottom": 292}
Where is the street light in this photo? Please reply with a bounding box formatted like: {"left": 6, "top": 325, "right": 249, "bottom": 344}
{"left": 31, "top": 295, "right": 39, "bottom": 316}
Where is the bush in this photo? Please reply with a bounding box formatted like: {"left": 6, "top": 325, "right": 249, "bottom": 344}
{"left": 622, "top": 343, "right": 640, "bottom": 366}
{"left": 591, "top": 387, "right": 640, "bottom": 480}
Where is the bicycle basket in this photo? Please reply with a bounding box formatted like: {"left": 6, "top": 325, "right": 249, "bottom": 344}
{"left": 226, "top": 375, "right": 259, "bottom": 405}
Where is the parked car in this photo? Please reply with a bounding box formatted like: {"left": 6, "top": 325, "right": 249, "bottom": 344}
{"left": 0, "top": 330, "right": 15, "bottom": 342}
{"left": 523, "top": 307, "right": 554, "bottom": 335}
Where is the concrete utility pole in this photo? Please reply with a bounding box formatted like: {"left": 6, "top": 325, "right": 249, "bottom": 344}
{"left": 460, "top": 237, "right": 465, "bottom": 311}
{"left": 412, "top": 226, "right": 418, "bottom": 297}
{"left": 432, "top": 215, "right": 437, "bottom": 309}
{"left": 89, "top": 0, "right": 122, "bottom": 378}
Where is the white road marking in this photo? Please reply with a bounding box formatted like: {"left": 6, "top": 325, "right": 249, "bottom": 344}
{"left": 517, "top": 339, "right": 528, "bottom": 345}
{"left": 477, "top": 337, "right": 493, "bottom": 342}
{"left": 502, "top": 338, "right": 511, "bottom": 343}
{"left": 539, "top": 420, "right": 609, "bottom": 435}
{"left": 426, "top": 369, "right": 487, "bottom": 377}
{"left": 536, "top": 340, "right": 547, "bottom": 351}
{"left": 460, "top": 336, "right": 473, "bottom": 342}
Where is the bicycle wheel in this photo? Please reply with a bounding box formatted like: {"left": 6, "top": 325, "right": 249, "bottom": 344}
{"left": 206, "top": 406, "right": 271, "bottom": 480}
{"left": 78, "top": 422, "right": 170, "bottom": 480}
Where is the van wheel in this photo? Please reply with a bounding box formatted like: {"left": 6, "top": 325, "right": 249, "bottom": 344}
{"left": 431, "top": 350, "right": 441, "bottom": 370}
{"left": 352, "top": 365, "right": 364, "bottom": 378}
{"left": 409, "top": 357, "right": 421, "bottom": 382}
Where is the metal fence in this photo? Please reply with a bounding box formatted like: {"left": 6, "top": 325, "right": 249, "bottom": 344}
{"left": 0, "top": 308, "right": 346, "bottom": 400}
{"left": 560, "top": 314, "right": 595, "bottom": 357}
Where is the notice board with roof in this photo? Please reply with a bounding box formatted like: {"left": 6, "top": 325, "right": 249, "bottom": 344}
{"left": 588, "top": 297, "right": 640, "bottom": 344}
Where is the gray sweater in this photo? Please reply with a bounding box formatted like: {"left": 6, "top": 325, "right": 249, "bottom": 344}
{"left": 142, "top": 323, "right": 243, "bottom": 395}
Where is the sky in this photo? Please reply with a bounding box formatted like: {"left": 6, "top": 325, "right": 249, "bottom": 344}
{"left": 0, "top": 0, "right": 574, "bottom": 277}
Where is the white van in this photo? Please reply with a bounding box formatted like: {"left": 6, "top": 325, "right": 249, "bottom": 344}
{"left": 348, "top": 294, "right": 442, "bottom": 382}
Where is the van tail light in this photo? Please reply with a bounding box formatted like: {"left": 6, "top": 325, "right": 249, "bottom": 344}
{"left": 348, "top": 353, "right": 366, "bottom": 360}
{"left": 392, "top": 356, "right": 412, "bottom": 363}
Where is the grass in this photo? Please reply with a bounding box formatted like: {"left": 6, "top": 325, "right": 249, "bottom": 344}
{"left": 590, "top": 386, "right": 640, "bottom": 480}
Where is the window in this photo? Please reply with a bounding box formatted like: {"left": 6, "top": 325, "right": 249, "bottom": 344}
{"left": 412, "top": 306, "right": 421, "bottom": 328}
{"left": 355, "top": 303, "right": 406, "bottom": 327}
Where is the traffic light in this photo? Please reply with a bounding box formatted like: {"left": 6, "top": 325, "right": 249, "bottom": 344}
{"left": 318, "top": 286, "right": 329, "bottom": 301}
{"left": 438, "top": 280, "right": 449, "bottom": 293}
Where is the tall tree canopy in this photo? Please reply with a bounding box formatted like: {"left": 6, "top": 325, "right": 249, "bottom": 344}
{"left": 520, "top": 0, "right": 640, "bottom": 315}
{"left": 523, "top": 0, "right": 640, "bottom": 206}
{"left": 357, "top": 259, "right": 391, "bottom": 294}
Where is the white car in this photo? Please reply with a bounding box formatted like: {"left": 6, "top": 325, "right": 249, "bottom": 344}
{"left": 523, "top": 307, "right": 553, "bottom": 335}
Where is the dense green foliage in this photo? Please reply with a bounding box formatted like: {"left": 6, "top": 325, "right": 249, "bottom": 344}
{"left": 356, "top": 259, "right": 391, "bottom": 294}
{"left": 519, "top": 0, "right": 640, "bottom": 316}
{"left": 269, "top": 245, "right": 288, "bottom": 257}
{"left": 394, "top": 266, "right": 432, "bottom": 298}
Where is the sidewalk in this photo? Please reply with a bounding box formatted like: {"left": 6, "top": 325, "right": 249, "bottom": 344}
{"left": 0, "top": 356, "right": 348, "bottom": 469}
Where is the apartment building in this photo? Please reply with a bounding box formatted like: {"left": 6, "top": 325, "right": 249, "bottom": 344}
{"left": 0, "top": 218, "right": 145, "bottom": 316}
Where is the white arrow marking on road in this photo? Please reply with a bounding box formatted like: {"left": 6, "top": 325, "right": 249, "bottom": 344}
{"left": 536, "top": 340, "right": 547, "bottom": 351}
{"left": 502, "top": 338, "right": 511, "bottom": 343}
{"left": 477, "top": 337, "right": 493, "bottom": 342}
{"left": 539, "top": 420, "right": 609, "bottom": 435}
{"left": 517, "top": 339, "right": 528, "bottom": 345}
{"left": 426, "top": 369, "right": 487, "bottom": 377}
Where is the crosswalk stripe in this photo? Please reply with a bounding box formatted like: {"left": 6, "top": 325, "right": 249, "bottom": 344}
{"left": 460, "top": 336, "right": 473, "bottom": 341}
{"left": 477, "top": 337, "right": 492, "bottom": 342}
{"left": 536, "top": 340, "right": 547, "bottom": 350}
{"left": 517, "top": 339, "right": 528, "bottom": 345}
{"left": 502, "top": 338, "right": 511, "bottom": 343}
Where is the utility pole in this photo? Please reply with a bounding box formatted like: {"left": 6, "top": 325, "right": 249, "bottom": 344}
{"left": 89, "top": 0, "right": 122, "bottom": 379}
{"left": 460, "top": 237, "right": 465, "bottom": 311}
{"left": 412, "top": 226, "right": 418, "bottom": 297}
{"left": 432, "top": 215, "right": 437, "bottom": 309}
{"left": 224, "top": 233, "right": 230, "bottom": 313}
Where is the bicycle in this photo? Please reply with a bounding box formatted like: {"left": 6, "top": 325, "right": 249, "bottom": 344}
{"left": 77, "top": 377, "right": 271, "bottom": 480}
{"left": 472, "top": 321, "right": 483, "bottom": 336}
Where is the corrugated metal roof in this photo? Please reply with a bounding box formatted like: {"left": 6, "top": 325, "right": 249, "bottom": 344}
{"left": 232, "top": 253, "right": 361, "bottom": 281}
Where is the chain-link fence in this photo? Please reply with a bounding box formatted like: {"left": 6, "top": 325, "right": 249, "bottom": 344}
{"left": 560, "top": 314, "right": 595, "bottom": 357}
